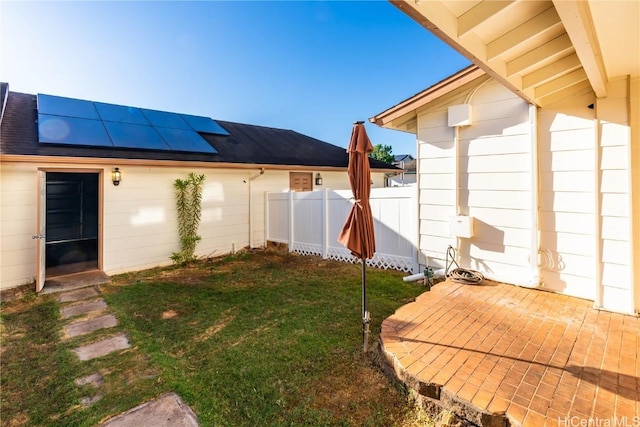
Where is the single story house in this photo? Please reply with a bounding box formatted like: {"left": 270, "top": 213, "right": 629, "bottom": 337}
{"left": 0, "top": 84, "right": 398, "bottom": 292}
{"left": 371, "top": 0, "right": 638, "bottom": 315}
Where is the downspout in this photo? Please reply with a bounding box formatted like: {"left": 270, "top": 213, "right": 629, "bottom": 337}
{"left": 248, "top": 168, "right": 265, "bottom": 249}
{"left": 529, "top": 104, "right": 541, "bottom": 288}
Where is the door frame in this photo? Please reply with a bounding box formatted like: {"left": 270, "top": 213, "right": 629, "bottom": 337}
{"left": 36, "top": 168, "right": 104, "bottom": 291}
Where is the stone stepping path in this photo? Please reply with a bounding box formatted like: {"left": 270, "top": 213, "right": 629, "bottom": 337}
{"left": 57, "top": 286, "right": 130, "bottom": 406}
{"left": 56, "top": 285, "right": 198, "bottom": 425}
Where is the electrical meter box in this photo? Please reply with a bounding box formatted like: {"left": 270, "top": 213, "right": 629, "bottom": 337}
{"left": 449, "top": 215, "right": 474, "bottom": 238}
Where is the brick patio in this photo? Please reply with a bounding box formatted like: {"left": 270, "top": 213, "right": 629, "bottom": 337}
{"left": 379, "top": 280, "right": 639, "bottom": 427}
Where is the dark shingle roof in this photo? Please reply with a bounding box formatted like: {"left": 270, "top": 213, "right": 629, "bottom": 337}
{"left": 0, "top": 90, "right": 396, "bottom": 171}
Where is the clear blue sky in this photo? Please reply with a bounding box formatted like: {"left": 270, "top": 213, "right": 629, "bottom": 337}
{"left": 0, "top": 1, "right": 469, "bottom": 157}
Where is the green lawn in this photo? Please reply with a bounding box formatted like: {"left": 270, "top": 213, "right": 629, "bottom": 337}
{"left": 1, "top": 250, "right": 433, "bottom": 427}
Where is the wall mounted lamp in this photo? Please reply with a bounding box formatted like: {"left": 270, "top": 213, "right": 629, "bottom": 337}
{"left": 315, "top": 173, "right": 323, "bottom": 186}
{"left": 112, "top": 168, "right": 122, "bottom": 186}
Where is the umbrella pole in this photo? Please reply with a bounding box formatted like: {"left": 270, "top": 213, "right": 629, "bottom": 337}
{"left": 362, "top": 259, "right": 370, "bottom": 353}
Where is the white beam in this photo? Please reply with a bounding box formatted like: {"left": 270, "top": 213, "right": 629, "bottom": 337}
{"left": 552, "top": 0, "right": 607, "bottom": 97}
{"left": 507, "top": 34, "right": 573, "bottom": 76}
{"left": 487, "top": 6, "right": 562, "bottom": 60}
{"left": 522, "top": 53, "right": 582, "bottom": 89}
{"left": 458, "top": 1, "right": 514, "bottom": 37}
{"left": 534, "top": 68, "right": 588, "bottom": 98}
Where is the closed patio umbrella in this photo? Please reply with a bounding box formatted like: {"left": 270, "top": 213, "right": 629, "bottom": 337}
{"left": 338, "top": 121, "right": 376, "bottom": 352}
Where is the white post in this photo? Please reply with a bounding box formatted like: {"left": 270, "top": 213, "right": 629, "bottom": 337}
{"left": 529, "top": 103, "right": 541, "bottom": 287}
{"left": 288, "top": 190, "right": 294, "bottom": 252}
{"left": 594, "top": 103, "right": 603, "bottom": 309}
{"left": 264, "top": 192, "right": 269, "bottom": 247}
{"left": 323, "top": 188, "right": 329, "bottom": 259}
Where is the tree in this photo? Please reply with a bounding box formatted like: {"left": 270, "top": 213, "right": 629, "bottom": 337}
{"left": 369, "top": 144, "right": 394, "bottom": 164}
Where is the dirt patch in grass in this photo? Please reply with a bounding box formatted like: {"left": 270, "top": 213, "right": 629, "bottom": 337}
{"left": 194, "top": 307, "right": 236, "bottom": 342}
{"left": 161, "top": 309, "right": 179, "bottom": 319}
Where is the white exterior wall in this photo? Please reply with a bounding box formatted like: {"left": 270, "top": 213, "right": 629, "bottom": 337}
{"left": 416, "top": 77, "right": 636, "bottom": 314}
{"left": 0, "top": 162, "right": 357, "bottom": 290}
{"left": 538, "top": 77, "right": 635, "bottom": 314}
{"left": 596, "top": 77, "right": 634, "bottom": 313}
{"left": 418, "top": 80, "right": 535, "bottom": 285}
{"left": 538, "top": 93, "right": 597, "bottom": 301}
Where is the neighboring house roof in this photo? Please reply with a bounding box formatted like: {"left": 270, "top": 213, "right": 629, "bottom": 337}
{"left": 389, "top": 0, "right": 639, "bottom": 107}
{"left": 0, "top": 88, "right": 398, "bottom": 172}
{"left": 393, "top": 154, "right": 414, "bottom": 163}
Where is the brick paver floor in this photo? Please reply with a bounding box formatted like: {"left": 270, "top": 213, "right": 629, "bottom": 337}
{"left": 380, "top": 280, "right": 639, "bottom": 427}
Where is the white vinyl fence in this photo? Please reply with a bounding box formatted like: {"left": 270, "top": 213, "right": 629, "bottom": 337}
{"left": 265, "top": 187, "right": 418, "bottom": 273}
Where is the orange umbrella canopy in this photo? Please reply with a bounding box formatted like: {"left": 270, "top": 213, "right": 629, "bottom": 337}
{"left": 338, "top": 122, "right": 376, "bottom": 260}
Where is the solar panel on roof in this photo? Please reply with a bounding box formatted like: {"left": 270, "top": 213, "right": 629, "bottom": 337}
{"left": 37, "top": 94, "right": 223, "bottom": 155}
{"left": 103, "top": 122, "right": 172, "bottom": 151}
{"left": 38, "top": 114, "right": 112, "bottom": 147}
{"left": 95, "top": 102, "right": 150, "bottom": 125}
{"left": 180, "top": 114, "right": 229, "bottom": 135}
{"left": 38, "top": 94, "right": 99, "bottom": 120}
{"left": 140, "top": 109, "right": 191, "bottom": 130}
{"left": 155, "top": 127, "right": 218, "bottom": 153}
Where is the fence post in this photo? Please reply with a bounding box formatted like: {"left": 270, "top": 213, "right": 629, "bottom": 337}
{"left": 264, "top": 192, "right": 269, "bottom": 248}
{"left": 288, "top": 190, "right": 294, "bottom": 252}
{"left": 323, "top": 188, "right": 329, "bottom": 259}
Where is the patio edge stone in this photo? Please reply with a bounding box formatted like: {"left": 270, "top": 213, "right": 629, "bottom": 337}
{"left": 377, "top": 339, "right": 508, "bottom": 427}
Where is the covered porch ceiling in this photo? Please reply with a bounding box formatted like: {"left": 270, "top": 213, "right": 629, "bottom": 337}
{"left": 390, "top": 0, "right": 640, "bottom": 108}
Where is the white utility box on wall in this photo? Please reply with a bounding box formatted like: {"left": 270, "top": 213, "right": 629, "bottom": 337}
{"left": 448, "top": 104, "right": 472, "bottom": 127}
{"left": 449, "top": 215, "right": 474, "bottom": 238}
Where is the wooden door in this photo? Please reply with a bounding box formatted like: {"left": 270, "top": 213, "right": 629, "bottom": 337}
{"left": 35, "top": 170, "right": 46, "bottom": 292}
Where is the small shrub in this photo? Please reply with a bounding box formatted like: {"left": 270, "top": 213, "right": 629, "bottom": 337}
{"left": 171, "top": 173, "right": 205, "bottom": 265}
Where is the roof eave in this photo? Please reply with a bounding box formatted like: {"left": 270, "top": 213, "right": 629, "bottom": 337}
{"left": 369, "top": 64, "right": 486, "bottom": 131}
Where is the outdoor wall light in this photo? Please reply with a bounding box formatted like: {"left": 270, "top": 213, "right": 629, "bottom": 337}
{"left": 112, "top": 168, "right": 122, "bottom": 186}
{"left": 315, "top": 173, "right": 323, "bottom": 186}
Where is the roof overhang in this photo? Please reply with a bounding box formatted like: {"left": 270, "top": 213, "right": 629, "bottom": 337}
{"left": 389, "top": 0, "right": 639, "bottom": 108}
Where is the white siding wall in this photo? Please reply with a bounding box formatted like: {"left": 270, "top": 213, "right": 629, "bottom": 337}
{"left": 538, "top": 94, "right": 597, "bottom": 301}
{"left": 0, "top": 163, "right": 354, "bottom": 290}
{"left": 417, "top": 81, "right": 535, "bottom": 285}
{"left": 415, "top": 76, "right": 636, "bottom": 314}
{"left": 596, "top": 78, "right": 634, "bottom": 313}
{"left": 538, "top": 78, "right": 635, "bottom": 314}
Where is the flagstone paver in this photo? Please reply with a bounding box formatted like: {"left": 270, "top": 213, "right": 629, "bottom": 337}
{"left": 75, "top": 373, "right": 104, "bottom": 388}
{"left": 380, "top": 279, "right": 640, "bottom": 427}
{"left": 64, "top": 314, "right": 118, "bottom": 338}
{"left": 57, "top": 286, "right": 99, "bottom": 303}
{"left": 61, "top": 299, "right": 107, "bottom": 319}
{"left": 73, "top": 333, "right": 131, "bottom": 361}
{"left": 100, "top": 393, "right": 199, "bottom": 427}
